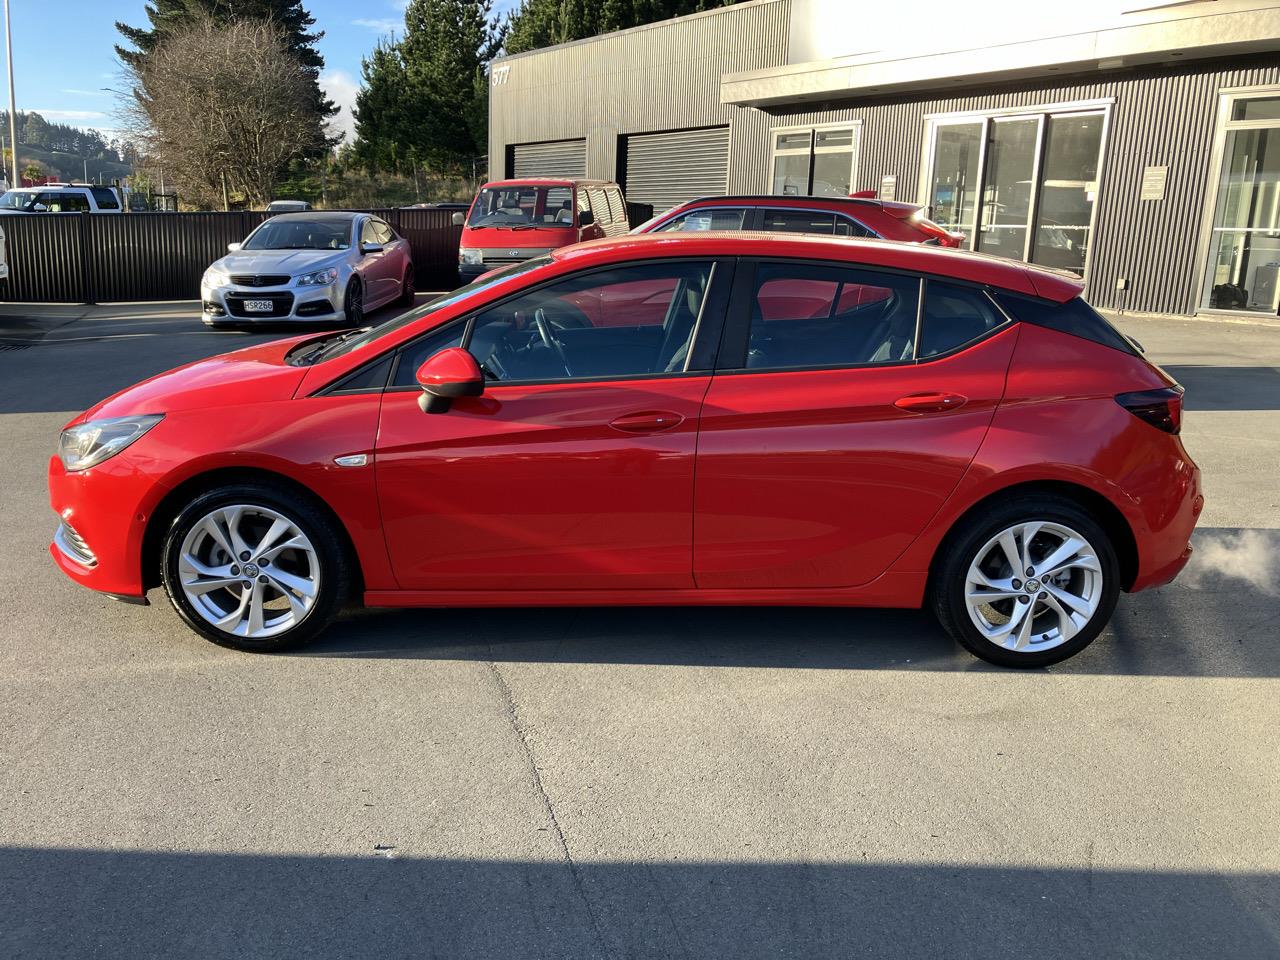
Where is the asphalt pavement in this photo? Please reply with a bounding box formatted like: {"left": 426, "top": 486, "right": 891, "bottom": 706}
{"left": 0, "top": 301, "right": 1277, "bottom": 959}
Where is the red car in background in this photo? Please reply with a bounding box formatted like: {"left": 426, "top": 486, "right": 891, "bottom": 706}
{"left": 48, "top": 232, "right": 1200, "bottom": 667}
{"left": 455, "top": 178, "right": 630, "bottom": 283}
{"left": 635, "top": 193, "right": 965, "bottom": 246}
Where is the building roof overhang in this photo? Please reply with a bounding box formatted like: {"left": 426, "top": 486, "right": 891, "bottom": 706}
{"left": 720, "top": 1, "right": 1280, "bottom": 107}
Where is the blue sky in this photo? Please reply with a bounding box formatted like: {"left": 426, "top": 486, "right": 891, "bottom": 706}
{"left": 5, "top": 0, "right": 521, "bottom": 143}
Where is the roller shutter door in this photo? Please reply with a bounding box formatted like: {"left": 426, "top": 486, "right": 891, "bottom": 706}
{"left": 508, "top": 139, "right": 587, "bottom": 178}
{"left": 623, "top": 127, "right": 729, "bottom": 210}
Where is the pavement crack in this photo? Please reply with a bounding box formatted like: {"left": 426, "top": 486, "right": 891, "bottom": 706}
{"left": 485, "top": 657, "right": 610, "bottom": 958}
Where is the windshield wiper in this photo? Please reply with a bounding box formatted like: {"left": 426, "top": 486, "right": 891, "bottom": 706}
{"left": 305, "top": 327, "right": 371, "bottom": 364}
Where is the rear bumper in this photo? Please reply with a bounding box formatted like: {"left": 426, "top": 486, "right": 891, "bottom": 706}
{"left": 1129, "top": 458, "right": 1203, "bottom": 592}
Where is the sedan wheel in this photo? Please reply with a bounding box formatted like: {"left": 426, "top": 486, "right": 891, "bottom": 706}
{"left": 161, "top": 483, "right": 350, "bottom": 651}
{"left": 344, "top": 279, "right": 364, "bottom": 327}
{"left": 932, "top": 496, "right": 1119, "bottom": 667}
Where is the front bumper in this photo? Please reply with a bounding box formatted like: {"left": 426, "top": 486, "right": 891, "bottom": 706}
{"left": 202, "top": 281, "right": 343, "bottom": 325}
{"left": 48, "top": 452, "right": 161, "bottom": 600}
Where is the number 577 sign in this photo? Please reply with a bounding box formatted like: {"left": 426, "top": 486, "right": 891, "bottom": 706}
{"left": 492, "top": 65, "right": 511, "bottom": 87}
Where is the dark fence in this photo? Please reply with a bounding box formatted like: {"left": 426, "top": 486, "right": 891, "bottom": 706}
{"left": 0, "top": 208, "right": 464, "bottom": 304}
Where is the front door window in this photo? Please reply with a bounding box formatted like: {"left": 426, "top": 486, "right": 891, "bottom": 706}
{"left": 1203, "top": 94, "right": 1280, "bottom": 314}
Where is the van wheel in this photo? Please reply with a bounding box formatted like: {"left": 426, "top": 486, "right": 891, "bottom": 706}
{"left": 931, "top": 496, "right": 1120, "bottom": 667}
{"left": 160, "top": 483, "right": 350, "bottom": 652}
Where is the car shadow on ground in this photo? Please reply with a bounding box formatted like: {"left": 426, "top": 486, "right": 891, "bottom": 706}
{"left": 1162, "top": 364, "right": 1280, "bottom": 410}
{"left": 3, "top": 847, "right": 1276, "bottom": 959}
{"left": 299, "top": 528, "right": 1280, "bottom": 680}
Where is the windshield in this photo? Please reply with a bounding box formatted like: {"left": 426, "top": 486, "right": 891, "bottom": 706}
{"left": 306, "top": 256, "right": 555, "bottom": 364}
{"left": 466, "top": 185, "right": 574, "bottom": 229}
{"left": 0, "top": 190, "right": 38, "bottom": 210}
{"left": 243, "top": 218, "right": 351, "bottom": 251}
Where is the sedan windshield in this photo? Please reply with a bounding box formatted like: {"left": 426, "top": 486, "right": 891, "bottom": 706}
{"left": 466, "top": 185, "right": 574, "bottom": 228}
{"left": 0, "top": 190, "right": 38, "bottom": 210}
{"left": 305, "top": 256, "right": 554, "bottom": 364}
{"left": 243, "top": 219, "right": 351, "bottom": 251}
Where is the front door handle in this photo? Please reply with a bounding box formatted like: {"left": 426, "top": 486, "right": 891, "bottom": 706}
{"left": 609, "top": 410, "right": 685, "bottom": 434}
{"left": 894, "top": 392, "right": 968, "bottom": 413}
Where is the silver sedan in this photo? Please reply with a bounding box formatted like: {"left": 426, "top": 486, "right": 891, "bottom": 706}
{"left": 200, "top": 212, "right": 414, "bottom": 328}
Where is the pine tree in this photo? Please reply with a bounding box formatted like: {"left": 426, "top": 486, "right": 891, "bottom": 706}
{"left": 505, "top": 0, "right": 743, "bottom": 54}
{"left": 352, "top": 0, "right": 504, "bottom": 176}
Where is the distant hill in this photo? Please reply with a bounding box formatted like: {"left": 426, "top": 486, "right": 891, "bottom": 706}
{"left": 0, "top": 110, "right": 136, "bottom": 186}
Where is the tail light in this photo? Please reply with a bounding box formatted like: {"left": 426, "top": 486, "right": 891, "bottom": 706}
{"left": 1115, "top": 386, "right": 1183, "bottom": 434}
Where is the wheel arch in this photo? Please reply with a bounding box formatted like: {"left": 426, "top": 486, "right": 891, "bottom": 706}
{"left": 141, "top": 466, "right": 365, "bottom": 595}
{"left": 926, "top": 479, "right": 1139, "bottom": 595}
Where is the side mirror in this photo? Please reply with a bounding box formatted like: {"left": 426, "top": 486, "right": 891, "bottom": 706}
{"left": 361, "top": 242, "right": 384, "bottom": 254}
{"left": 451, "top": 211, "right": 465, "bottom": 226}
{"left": 415, "top": 347, "right": 484, "bottom": 413}
{"left": 227, "top": 242, "right": 242, "bottom": 252}
{"left": 578, "top": 209, "right": 594, "bottom": 227}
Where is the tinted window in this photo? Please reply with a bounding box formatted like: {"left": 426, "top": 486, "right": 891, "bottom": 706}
{"left": 361, "top": 219, "right": 380, "bottom": 247}
{"left": 919, "top": 281, "right": 1007, "bottom": 358}
{"left": 834, "top": 215, "right": 875, "bottom": 238}
{"left": 655, "top": 208, "right": 747, "bottom": 232}
{"left": 375, "top": 219, "right": 397, "bottom": 243}
{"left": 392, "top": 322, "right": 467, "bottom": 386}
{"left": 91, "top": 186, "right": 120, "bottom": 210}
{"left": 760, "top": 210, "right": 838, "bottom": 235}
{"left": 467, "top": 261, "right": 714, "bottom": 382}
{"left": 991, "top": 291, "right": 1137, "bottom": 354}
{"left": 40, "top": 191, "right": 90, "bottom": 212}
{"left": 331, "top": 354, "right": 394, "bottom": 393}
{"left": 745, "top": 263, "right": 920, "bottom": 369}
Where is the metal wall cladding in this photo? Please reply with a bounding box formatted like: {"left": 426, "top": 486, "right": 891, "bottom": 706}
{"left": 0, "top": 208, "right": 465, "bottom": 303}
{"left": 508, "top": 139, "right": 588, "bottom": 178}
{"left": 489, "top": 0, "right": 791, "bottom": 189}
{"left": 622, "top": 126, "right": 731, "bottom": 208}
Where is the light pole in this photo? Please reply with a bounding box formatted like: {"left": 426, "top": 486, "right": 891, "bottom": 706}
{"left": 4, "top": 0, "right": 17, "bottom": 189}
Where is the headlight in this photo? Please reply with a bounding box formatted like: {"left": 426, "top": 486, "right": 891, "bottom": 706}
{"left": 297, "top": 268, "right": 339, "bottom": 286}
{"left": 459, "top": 248, "right": 483, "bottom": 265}
{"left": 202, "top": 267, "right": 230, "bottom": 288}
{"left": 59, "top": 414, "right": 164, "bottom": 472}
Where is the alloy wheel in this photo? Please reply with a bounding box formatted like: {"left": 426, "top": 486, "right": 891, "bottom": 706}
{"left": 963, "top": 520, "right": 1103, "bottom": 654}
{"left": 177, "top": 504, "right": 320, "bottom": 639}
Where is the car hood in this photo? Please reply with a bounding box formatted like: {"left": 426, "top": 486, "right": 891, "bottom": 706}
{"left": 215, "top": 248, "right": 347, "bottom": 275}
{"left": 75, "top": 336, "right": 314, "bottom": 423}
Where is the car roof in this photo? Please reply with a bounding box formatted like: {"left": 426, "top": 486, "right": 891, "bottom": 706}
{"left": 552, "top": 231, "right": 1084, "bottom": 301}
{"left": 265, "top": 211, "right": 363, "bottom": 223}
{"left": 481, "top": 178, "right": 618, "bottom": 188}
{"left": 669, "top": 194, "right": 919, "bottom": 214}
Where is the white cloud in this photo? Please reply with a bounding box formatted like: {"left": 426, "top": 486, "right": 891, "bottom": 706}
{"left": 61, "top": 89, "right": 110, "bottom": 98}
{"left": 352, "top": 17, "right": 400, "bottom": 32}
{"left": 321, "top": 69, "right": 360, "bottom": 143}
{"left": 31, "top": 109, "right": 107, "bottom": 122}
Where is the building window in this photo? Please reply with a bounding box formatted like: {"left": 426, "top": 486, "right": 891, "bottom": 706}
{"left": 923, "top": 106, "right": 1106, "bottom": 276}
{"left": 1202, "top": 92, "right": 1280, "bottom": 314}
{"left": 770, "top": 125, "right": 859, "bottom": 198}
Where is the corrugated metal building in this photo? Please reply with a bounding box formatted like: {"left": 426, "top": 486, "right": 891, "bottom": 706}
{"left": 489, "top": 0, "right": 1280, "bottom": 319}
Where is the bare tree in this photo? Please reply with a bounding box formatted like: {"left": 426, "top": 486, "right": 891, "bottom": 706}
{"left": 123, "top": 17, "right": 323, "bottom": 208}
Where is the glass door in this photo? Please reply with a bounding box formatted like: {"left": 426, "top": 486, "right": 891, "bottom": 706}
{"left": 928, "top": 122, "right": 983, "bottom": 237}
{"left": 975, "top": 117, "right": 1039, "bottom": 261}
{"left": 1202, "top": 95, "right": 1280, "bottom": 314}
{"left": 1031, "top": 113, "right": 1104, "bottom": 275}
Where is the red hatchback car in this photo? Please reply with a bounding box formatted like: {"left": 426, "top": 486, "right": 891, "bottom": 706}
{"left": 48, "top": 233, "right": 1201, "bottom": 667}
{"left": 636, "top": 194, "right": 965, "bottom": 246}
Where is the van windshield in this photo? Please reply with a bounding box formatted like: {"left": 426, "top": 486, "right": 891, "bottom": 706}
{"left": 467, "top": 185, "right": 574, "bottom": 229}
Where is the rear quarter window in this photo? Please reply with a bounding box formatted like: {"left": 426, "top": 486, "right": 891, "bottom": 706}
{"left": 992, "top": 291, "right": 1137, "bottom": 354}
{"left": 919, "top": 281, "right": 1008, "bottom": 358}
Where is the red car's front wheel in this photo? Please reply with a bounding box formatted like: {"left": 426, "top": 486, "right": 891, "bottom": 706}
{"left": 160, "top": 483, "right": 350, "bottom": 651}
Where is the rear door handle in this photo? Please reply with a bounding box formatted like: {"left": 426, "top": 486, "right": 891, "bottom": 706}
{"left": 894, "top": 392, "right": 968, "bottom": 413}
{"left": 609, "top": 411, "right": 685, "bottom": 433}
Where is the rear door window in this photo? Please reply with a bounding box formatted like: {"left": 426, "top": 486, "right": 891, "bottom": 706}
{"left": 90, "top": 187, "right": 120, "bottom": 210}
{"left": 741, "top": 262, "right": 920, "bottom": 369}
{"left": 760, "top": 209, "right": 838, "bottom": 235}
{"left": 919, "top": 281, "right": 1008, "bottom": 358}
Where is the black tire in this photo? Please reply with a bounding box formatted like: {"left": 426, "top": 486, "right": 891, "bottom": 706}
{"left": 931, "top": 494, "right": 1120, "bottom": 668}
{"left": 343, "top": 278, "right": 364, "bottom": 327}
{"left": 160, "top": 482, "right": 351, "bottom": 652}
{"left": 396, "top": 265, "right": 415, "bottom": 306}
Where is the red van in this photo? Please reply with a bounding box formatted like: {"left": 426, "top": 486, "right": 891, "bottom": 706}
{"left": 454, "top": 178, "right": 630, "bottom": 282}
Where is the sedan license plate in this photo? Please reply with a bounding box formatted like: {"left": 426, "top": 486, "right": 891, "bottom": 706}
{"left": 243, "top": 299, "right": 273, "bottom": 312}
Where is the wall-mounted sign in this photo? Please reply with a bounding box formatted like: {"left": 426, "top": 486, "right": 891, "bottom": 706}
{"left": 1140, "top": 165, "right": 1168, "bottom": 201}
{"left": 878, "top": 174, "right": 897, "bottom": 201}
